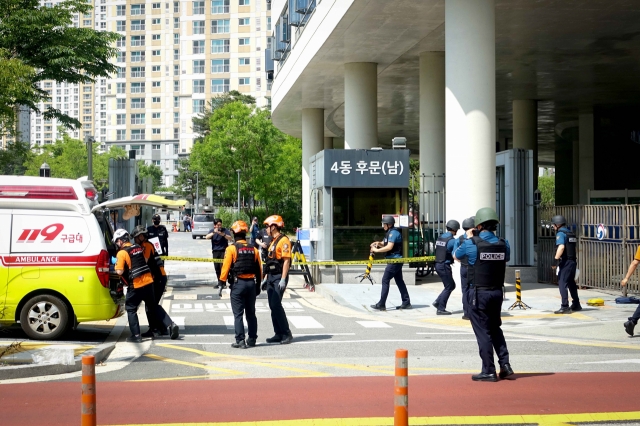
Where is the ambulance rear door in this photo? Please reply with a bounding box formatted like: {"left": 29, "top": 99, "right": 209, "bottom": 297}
{"left": 0, "top": 212, "right": 10, "bottom": 313}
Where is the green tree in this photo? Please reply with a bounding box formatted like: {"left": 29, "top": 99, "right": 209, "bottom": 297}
{"left": 538, "top": 174, "right": 555, "bottom": 207}
{"left": 191, "top": 90, "right": 256, "bottom": 142}
{"left": 138, "top": 161, "right": 163, "bottom": 192}
{"left": 0, "top": 0, "right": 119, "bottom": 133}
{"left": 189, "top": 101, "right": 302, "bottom": 229}
{"left": 0, "top": 51, "right": 37, "bottom": 135}
{"left": 173, "top": 157, "right": 199, "bottom": 206}
{"left": 0, "top": 141, "right": 32, "bottom": 175}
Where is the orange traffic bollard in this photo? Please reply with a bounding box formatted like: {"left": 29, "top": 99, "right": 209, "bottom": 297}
{"left": 81, "top": 355, "right": 96, "bottom": 426}
{"left": 394, "top": 349, "right": 408, "bottom": 426}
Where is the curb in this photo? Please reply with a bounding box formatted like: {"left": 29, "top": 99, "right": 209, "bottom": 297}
{"left": 0, "top": 342, "right": 116, "bottom": 380}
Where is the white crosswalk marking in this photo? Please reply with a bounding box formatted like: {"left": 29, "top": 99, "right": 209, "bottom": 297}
{"left": 223, "top": 315, "right": 247, "bottom": 330}
{"left": 356, "top": 321, "right": 391, "bottom": 328}
{"left": 288, "top": 316, "right": 324, "bottom": 329}
{"left": 172, "top": 317, "right": 185, "bottom": 330}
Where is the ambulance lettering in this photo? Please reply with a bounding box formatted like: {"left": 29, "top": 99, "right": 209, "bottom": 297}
{"left": 16, "top": 224, "right": 64, "bottom": 243}
{"left": 14, "top": 256, "right": 60, "bottom": 263}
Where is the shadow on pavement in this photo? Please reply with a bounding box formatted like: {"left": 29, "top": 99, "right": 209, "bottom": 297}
{"left": 505, "top": 372, "right": 555, "bottom": 380}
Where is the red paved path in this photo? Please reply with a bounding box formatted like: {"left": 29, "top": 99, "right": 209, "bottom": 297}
{"left": 1, "top": 373, "right": 638, "bottom": 425}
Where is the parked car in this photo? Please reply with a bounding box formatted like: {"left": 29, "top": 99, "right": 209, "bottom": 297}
{"left": 192, "top": 213, "right": 214, "bottom": 239}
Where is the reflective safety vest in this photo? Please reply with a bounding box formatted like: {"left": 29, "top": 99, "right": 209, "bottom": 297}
{"left": 266, "top": 234, "right": 286, "bottom": 275}
{"left": 123, "top": 244, "right": 151, "bottom": 283}
{"left": 435, "top": 234, "right": 454, "bottom": 264}
{"left": 560, "top": 229, "right": 577, "bottom": 262}
{"left": 468, "top": 236, "right": 507, "bottom": 290}
{"left": 232, "top": 242, "right": 259, "bottom": 277}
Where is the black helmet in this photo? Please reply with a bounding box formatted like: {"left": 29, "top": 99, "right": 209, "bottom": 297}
{"left": 152, "top": 214, "right": 161, "bottom": 220}
{"left": 131, "top": 225, "right": 148, "bottom": 238}
{"left": 462, "top": 217, "right": 475, "bottom": 231}
{"left": 381, "top": 215, "right": 395, "bottom": 226}
{"left": 446, "top": 220, "right": 460, "bottom": 232}
{"left": 551, "top": 215, "right": 566, "bottom": 226}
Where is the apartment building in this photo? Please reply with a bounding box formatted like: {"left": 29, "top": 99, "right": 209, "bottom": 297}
{"left": 19, "top": 0, "right": 271, "bottom": 187}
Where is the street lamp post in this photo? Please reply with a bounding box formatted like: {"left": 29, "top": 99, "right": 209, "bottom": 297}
{"left": 236, "top": 169, "right": 241, "bottom": 217}
{"left": 195, "top": 172, "right": 199, "bottom": 215}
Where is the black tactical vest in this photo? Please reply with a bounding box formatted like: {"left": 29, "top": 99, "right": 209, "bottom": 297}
{"left": 457, "top": 236, "right": 468, "bottom": 266}
{"left": 468, "top": 236, "right": 507, "bottom": 290}
{"left": 142, "top": 241, "right": 162, "bottom": 281}
{"left": 266, "top": 234, "right": 286, "bottom": 275}
{"left": 435, "top": 234, "right": 454, "bottom": 264}
{"left": 383, "top": 229, "right": 402, "bottom": 257}
{"left": 560, "top": 229, "right": 577, "bottom": 262}
{"left": 232, "top": 242, "right": 259, "bottom": 276}
{"left": 123, "top": 244, "right": 151, "bottom": 282}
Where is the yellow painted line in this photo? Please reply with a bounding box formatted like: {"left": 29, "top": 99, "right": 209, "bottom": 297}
{"left": 157, "top": 344, "right": 330, "bottom": 377}
{"left": 101, "top": 410, "right": 640, "bottom": 425}
{"left": 142, "top": 354, "right": 246, "bottom": 376}
{"left": 548, "top": 338, "right": 640, "bottom": 351}
{"left": 128, "top": 374, "right": 212, "bottom": 382}
{"left": 420, "top": 318, "right": 472, "bottom": 327}
{"left": 501, "top": 312, "right": 594, "bottom": 321}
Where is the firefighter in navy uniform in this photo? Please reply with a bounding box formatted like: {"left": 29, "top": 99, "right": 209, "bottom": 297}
{"left": 433, "top": 220, "right": 460, "bottom": 315}
{"left": 370, "top": 215, "right": 411, "bottom": 311}
{"left": 261, "top": 215, "right": 294, "bottom": 345}
{"left": 454, "top": 208, "right": 513, "bottom": 382}
{"left": 551, "top": 215, "right": 581, "bottom": 314}
{"left": 113, "top": 229, "right": 159, "bottom": 343}
{"left": 219, "top": 221, "right": 262, "bottom": 349}
{"left": 147, "top": 214, "right": 169, "bottom": 256}
{"left": 453, "top": 217, "right": 475, "bottom": 320}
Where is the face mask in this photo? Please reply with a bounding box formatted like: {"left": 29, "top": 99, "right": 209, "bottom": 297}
{"left": 153, "top": 220, "right": 160, "bottom": 225}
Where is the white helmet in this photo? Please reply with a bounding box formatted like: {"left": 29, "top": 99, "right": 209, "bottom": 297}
{"left": 113, "top": 229, "right": 130, "bottom": 243}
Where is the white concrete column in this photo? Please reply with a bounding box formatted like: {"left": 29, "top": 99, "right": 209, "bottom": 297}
{"left": 344, "top": 62, "right": 378, "bottom": 149}
{"left": 419, "top": 51, "right": 445, "bottom": 182}
{"left": 324, "top": 137, "right": 333, "bottom": 150}
{"left": 445, "top": 0, "right": 496, "bottom": 221}
{"left": 579, "top": 113, "right": 594, "bottom": 205}
{"left": 301, "top": 108, "right": 325, "bottom": 228}
{"left": 513, "top": 99, "right": 538, "bottom": 187}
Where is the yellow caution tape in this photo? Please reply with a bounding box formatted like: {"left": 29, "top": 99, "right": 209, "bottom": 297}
{"left": 161, "top": 255, "right": 435, "bottom": 266}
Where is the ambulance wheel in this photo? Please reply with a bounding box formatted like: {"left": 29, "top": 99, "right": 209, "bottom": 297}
{"left": 20, "top": 295, "right": 69, "bottom": 340}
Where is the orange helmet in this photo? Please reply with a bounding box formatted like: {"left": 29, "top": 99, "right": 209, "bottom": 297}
{"left": 263, "top": 215, "right": 284, "bottom": 228}
{"left": 230, "top": 220, "right": 249, "bottom": 234}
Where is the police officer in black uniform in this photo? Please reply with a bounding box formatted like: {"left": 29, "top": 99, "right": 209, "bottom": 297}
{"left": 551, "top": 215, "right": 581, "bottom": 314}
{"left": 433, "top": 220, "right": 460, "bottom": 315}
{"left": 454, "top": 207, "right": 513, "bottom": 382}
{"left": 219, "top": 221, "right": 262, "bottom": 349}
{"left": 453, "top": 217, "right": 475, "bottom": 320}
{"left": 147, "top": 213, "right": 169, "bottom": 256}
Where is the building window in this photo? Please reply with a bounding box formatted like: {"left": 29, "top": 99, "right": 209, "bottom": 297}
{"left": 131, "top": 82, "right": 145, "bottom": 93}
{"left": 152, "top": 2, "right": 161, "bottom": 8}
{"left": 116, "top": 114, "right": 126, "bottom": 125}
{"left": 131, "top": 51, "right": 145, "bottom": 62}
{"left": 238, "top": 18, "right": 249, "bottom": 26}
{"left": 193, "top": 20, "right": 205, "bottom": 34}
{"left": 152, "top": 18, "right": 161, "bottom": 25}
{"left": 117, "top": 67, "right": 126, "bottom": 78}
{"left": 131, "top": 142, "right": 145, "bottom": 153}
{"left": 152, "top": 81, "right": 161, "bottom": 88}
{"left": 211, "top": 39, "right": 230, "bottom": 53}
{"left": 131, "top": 113, "right": 145, "bottom": 124}
{"left": 193, "top": 99, "right": 205, "bottom": 113}
{"left": 152, "top": 34, "right": 161, "bottom": 40}
{"left": 193, "top": 60, "right": 205, "bottom": 73}
{"left": 256, "top": 17, "right": 261, "bottom": 31}
{"left": 116, "top": 51, "right": 126, "bottom": 62}
{"left": 174, "top": 17, "right": 180, "bottom": 29}
{"left": 174, "top": 1, "right": 179, "bottom": 12}
{"left": 239, "top": 0, "right": 249, "bottom": 4}
{"left": 239, "top": 77, "right": 250, "bottom": 86}
{"left": 174, "top": 97, "right": 179, "bottom": 107}
{"left": 131, "top": 20, "right": 145, "bottom": 31}
{"left": 117, "top": 99, "right": 126, "bottom": 109}
{"left": 211, "top": 0, "right": 229, "bottom": 13}
{"left": 211, "top": 78, "right": 229, "bottom": 93}
{"left": 174, "top": 128, "right": 179, "bottom": 139}
{"left": 152, "top": 143, "right": 161, "bottom": 150}
{"left": 239, "top": 57, "right": 250, "bottom": 66}
{"left": 211, "top": 59, "right": 229, "bottom": 73}
{"left": 152, "top": 50, "right": 161, "bottom": 56}
{"left": 131, "top": 98, "right": 145, "bottom": 109}
{"left": 256, "top": 77, "right": 261, "bottom": 89}
{"left": 131, "top": 35, "right": 145, "bottom": 46}
{"left": 131, "top": 4, "right": 145, "bottom": 15}
{"left": 152, "top": 65, "right": 161, "bottom": 72}
{"left": 116, "top": 83, "right": 126, "bottom": 94}
{"left": 174, "top": 64, "right": 180, "bottom": 75}
{"left": 238, "top": 37, "right": 249, "bottom": 46}
{"left": 131, "top": 66, "right": 145, "bottom": 78}
{"left": 173, "top": 143, "right": 179, "bottom": 154}
{"left": 116, "top": 20, "right": 126, "bottom": 31}
{"left": 211, "top": 19, "right": 229, "bottom": 34}
{"left": 174, "top": 112, "right": 179, "bottom": 124}
{"left": 256, "top": 57, "right": 261, "bottom": 71}
{"left": 174, "top": 33, "right": 180, "bottom": 44}
{"left": 116, "top": 5, "right": 126, "bottom": 15}
{"left": 267, "top": 17, "right": 271, "bottom": 31}
{"left": 174, "top": 49, "right": 180, "bottom": 60}
{"left": 116, "top": 36, "right": 126, "bottom": 47}
{"left": 193, "top": 1, "right": 204, "bottom": 14}
{"left": 193, "top": 80, "right": 205, "bottom": 93}
{"left": 174, "top": 80, "right": 180, "bottom": 92}
{"left": 116, "top": 129, "right": 126, "bottom": 141}
{"left": 152, "top": 112, "right": 161, "bottom": 119}
{"left": 193, "top": 40, "right": 204, "bottom": 54}
{"left": 152, "top": 129, "right": 161, "bottom": 136}
{"left": 152, "top": 97, "right": 161, "bottom": 103}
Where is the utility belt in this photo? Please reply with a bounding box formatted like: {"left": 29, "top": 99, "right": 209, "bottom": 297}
{"left": 265, "top": 259, "right": 283, "bottom": 275}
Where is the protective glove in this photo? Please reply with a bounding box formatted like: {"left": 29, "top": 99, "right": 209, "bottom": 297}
{"left": 217, "top": 280, "right": 226, "bottom": 289}
{"left": 278, "top": 278, "right": 287, "bottom": 291}
{"left": 553, "top": 258, "right": 560, "bottom": 268}
{"left": 261, "top": 277, "right": 268, "bottom": 291}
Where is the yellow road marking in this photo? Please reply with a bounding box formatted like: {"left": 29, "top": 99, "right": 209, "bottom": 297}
{"left": 128, "top": 374, "right": 212, "bottom": 382}
{"left": 548, "top": 339, "right": 640, "bottom": 351}
{"left": 142, "top": 354, "right": 246, "bottom": 376}
{"left": 157, "top": 344, "right": 330, "bottom": 377}
{"left": 102, "top": 410, "right": 640, "bottom": 425}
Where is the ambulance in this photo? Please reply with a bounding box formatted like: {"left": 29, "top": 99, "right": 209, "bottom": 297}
{"left": 0, "top": 176, "right": 122, "bottom": 340}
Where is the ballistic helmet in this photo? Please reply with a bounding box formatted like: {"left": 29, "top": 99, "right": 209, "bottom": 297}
{"left": 381, "top": 215, "right": 395, "bottom": 226}
{"left": 462, "top": 217, "right": 475, "bottom": 231}
{"left": 475, "top": 207, "right": 500, "bottom": 227}
{"left": 264, "top": 215, "right": 284, "bottom": 228}
{"left": 131, "top": 225, "right": 148, "bottom": 238}
{"left": 231, "top": 220, "right": 249, "bottom": 234}
{"left": 152, "top": 214, "right": 161, "bottom": 220}
{"left": 113, "top": 229, "right": 130, "bottom": 244}
{"left": 551, "top": 215, "right": 567, "bottom": 226}
{"left": 446, "top": 220, "right": 460, "bottom": 232}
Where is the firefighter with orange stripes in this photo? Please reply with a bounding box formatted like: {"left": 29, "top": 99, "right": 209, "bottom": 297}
{"left": 219, "top": 220, "right": 262, "bottom": 349}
